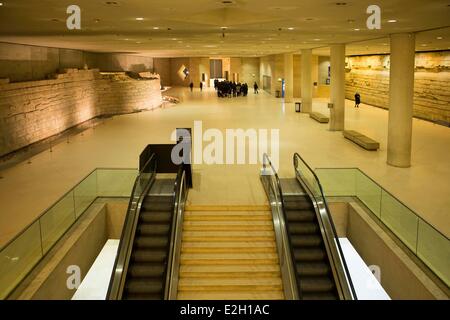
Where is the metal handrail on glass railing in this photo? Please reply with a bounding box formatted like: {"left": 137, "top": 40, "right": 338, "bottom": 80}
{"left": 262, "top": 153, "right": 299, "bottom": 300}
{"left": 165, "top": 166, "right": 188, "bottom": 299}
{"left": 293, "top": 153, "right": 357, "bottom": 300}
{"left": 107, "top": 153, "right": 158, "bottom": 300}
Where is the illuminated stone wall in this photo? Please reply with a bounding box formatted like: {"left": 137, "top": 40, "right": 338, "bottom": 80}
{"left": 0, "top": 69, "right": 162, "bottom": 157}
{"left": 345, "top": 51, "right": 450, "bottom": 124}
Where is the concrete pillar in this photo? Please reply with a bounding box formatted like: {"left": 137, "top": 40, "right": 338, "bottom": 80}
{"left": 329, "top": 44, "right": 346, "bottom": 131}
{"left": 387, "top": 33, "right": 416, "bottom": 168}
{"left": 301, "top": 49, "right": 313, "bottom": 113}
{"left": 284, "top": 53, "right": 294, "bottom": 103}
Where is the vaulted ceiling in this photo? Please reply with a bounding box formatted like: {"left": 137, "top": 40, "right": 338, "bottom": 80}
{"left": 0, "top": 0, "right": 449, "bottom": 57}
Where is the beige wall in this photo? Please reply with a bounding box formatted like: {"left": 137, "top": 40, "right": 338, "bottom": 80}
{"left": 0, "top": 42, "right": 156, "bottom": 83}
{"left": 345, "top": 51, "right": 450, "bottom": 124}
{"left": 0, "top": 69, "right": 162, "bottom": 157}
{"left": 153, "top": 58, "right": 171, "bottom": 87}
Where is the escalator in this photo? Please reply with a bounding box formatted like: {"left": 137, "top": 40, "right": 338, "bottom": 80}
{"left": 108, "top": 143, "right": 190, "bottom": 300}
{"left": 261, "top": 153, "right": 356, "bottom": 300}
{"left": 122, "top": 184, "right": 175, "bottom": 299}
{"left": 284, "top": 193, "right": 338, "bottom": 299}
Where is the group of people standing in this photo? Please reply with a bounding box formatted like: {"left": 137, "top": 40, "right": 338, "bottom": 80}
{"left": 213, "top": 79, "right": 259, "bottom": 98}
{"left": 188, "top": 79, "right": 260, "bottom": 98}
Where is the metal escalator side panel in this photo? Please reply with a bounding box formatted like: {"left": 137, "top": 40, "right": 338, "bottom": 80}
{"left": 293, "top": 153, "right": 356, "bottom": 300}
{"left": 165, "top": 168, "right": 189, "bottom": 300}
{"left": 107, "top": 154, "right": 157, "bottom": 300}
{"left": 260, "top": 154, "right": 300, "bottom": 300}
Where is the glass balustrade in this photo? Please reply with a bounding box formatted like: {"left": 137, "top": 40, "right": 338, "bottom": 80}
{"left": 0, "top": 168, "right": 138, "bottom": 299}
{"left": 316, "top": 167, "right": 449, "bottom": 287}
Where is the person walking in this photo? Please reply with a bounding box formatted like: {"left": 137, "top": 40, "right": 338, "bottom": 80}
{"left": 254, "top": 82, "right": 259, "bottom": 94}
{"left": 200, "top": 82, "right": 203, "bottom": 92}
{"left": 354, "top": 92, "right": 361, "bottom": 108}
{"left": 189, "top": 82, "right": 194, "bottom": 92}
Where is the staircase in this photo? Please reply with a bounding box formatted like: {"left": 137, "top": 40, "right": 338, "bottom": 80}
{"left": 177, "top": 205, "right": 285, "bottom": 300}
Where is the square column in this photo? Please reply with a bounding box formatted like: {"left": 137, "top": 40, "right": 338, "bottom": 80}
{"left": 387, "top": 33, "right": 416, "bottom": 168}
{"left": 284, "top": 53, "right": 294, "bottom": 103}
{"left": 301, "top": 49, "right": 313, "bottom": 113}
{"left": 329, "top": 44, "right": 346, "bottom": 131}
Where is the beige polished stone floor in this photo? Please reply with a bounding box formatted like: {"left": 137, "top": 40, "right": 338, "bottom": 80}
{"left": 0, "top": 87, "right": 449, "bottom": 246}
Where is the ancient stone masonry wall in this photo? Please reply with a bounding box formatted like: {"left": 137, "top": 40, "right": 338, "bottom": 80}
{"left": 345, "top": 51, "right": 450, "bottom": 125}
{"left": 0, "top": 69, "right": 162, "bottom": 157}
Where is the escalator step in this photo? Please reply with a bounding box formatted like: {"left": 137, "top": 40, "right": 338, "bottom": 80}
{"left": 294, "top": 248, "right": 326, "bottom": 262}
{"left": 283, "top": 197, "right": 313, "bottom": 210}
{"left": 296, "top": 262, "right": 330, "bottom": 276}
{"left": 291, "top": 235, "right": 322, "bottom": 247}
{"left": 301, "top": 292, "right": 338, "bottom": 300}
{"left": 125, "top": 279, "right": 164, "bottom": 294}
{"left": 124, "top": 293, "right": 163, "bottom": 300}
{"left": 288, "top": 222, "right": 319, "bottom": 235}
{"left": 299, "top": 277, "right": 335, "bottom": 293}
{"left": 143, "top": 196, "right": 173, "bottom": 211}
{"left": 285, "top": 210, "right": 316, "bottom": 222}
{"left": 128, "top": 263, "right": 165, "bottom": 278}
{"left": 140, "top": 211, "right": 172, "bottom": 223}
{"left": 135, "top": 236, "right": 168, "bottom": 249}
{"left": 132, "top": 250, "right": 167, "bottom": 263}
{"left": 138, "top": 224, "right": 170, "bottom": 236}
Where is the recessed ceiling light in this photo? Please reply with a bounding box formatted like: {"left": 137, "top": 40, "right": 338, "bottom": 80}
{"left": 436, "top": 36, "right": 443, "bottom": 40}
{"left": 221, "top": 26, "right": 228, "bottom": 29}
{"left": 387, "top": 19, "right": 397, "bottom": 23}
{"left": 136, "top": 41, "right": 142, "bottom": 44}
{"left": 136, "top": 17, "right": 144, "bottom": 21}
{"left": 171, "top": 38, "right": 177, "bottom": 40}
{"left": 0, "top": 3, "right": 3, "bottom": 6}
{"left": 421, "top": 44, "right": 428, "bottom": 47}
{"left": 288, "top": 27, "right": 294, "bottom": 30}
{"left": 354, "top": 28, "right": 360, "bottom": 31}
{"left": 153, "top": 27, "right": 159, "bottom": 30}
{"left": 313, "top": 38, "right": 321, "bottom": 41}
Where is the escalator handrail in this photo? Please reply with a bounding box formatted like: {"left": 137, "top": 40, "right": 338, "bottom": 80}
{"left": 164, "top": 165, "right": 187, "bottom": 299}
{"left": 107, "top": 153, "right": 158, "bottom": 299}
{"left": 293, "top": 152, "right": 357, "bottom": 300}
{"left": 262, "top": 153, "right": 300, "bottom": 299}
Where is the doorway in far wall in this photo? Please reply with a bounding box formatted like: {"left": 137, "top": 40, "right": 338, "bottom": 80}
{"left": 210, "top": 59, "right": 223, "bottom": 79}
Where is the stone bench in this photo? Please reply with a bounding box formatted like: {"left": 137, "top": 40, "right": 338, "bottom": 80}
{"left": 343, "top": 130, "right": 380, "bottom": 151}
{"left": 309, "top": 112, "right": 329, "bottom": 123}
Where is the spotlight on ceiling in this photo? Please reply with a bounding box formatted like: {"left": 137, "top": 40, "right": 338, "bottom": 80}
{"left": 153, "top": 27, "right": 159, "bottom": 30}
{"left": 387, "top": 19, "right": 397, "bottom": 23}
{"left": 288, "top": 27, "right": 295, "bottom": 30}
{"left": 354, "top": 28, "right": 360, "bottom": 31}
{"left": 136, "top": 17, "right": 144, "bottom": 21}
{"left": 436, "top": 36, "right": 443, "bottom": 40}
{"left": 0, "top": 3, "right": 3, "bottom": 6}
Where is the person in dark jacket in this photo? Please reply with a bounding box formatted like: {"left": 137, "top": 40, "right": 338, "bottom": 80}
{"left": 189, "top": 82, "right": 194, "bottom": 92}
{"left": 354, "top": 92, "right": 361, "bottom": 108}
{"left": 254, "top": 82, "right": 259, "bottom": 94}
{"left": 200, "top": 82, "right": 203, "bottom": 91}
